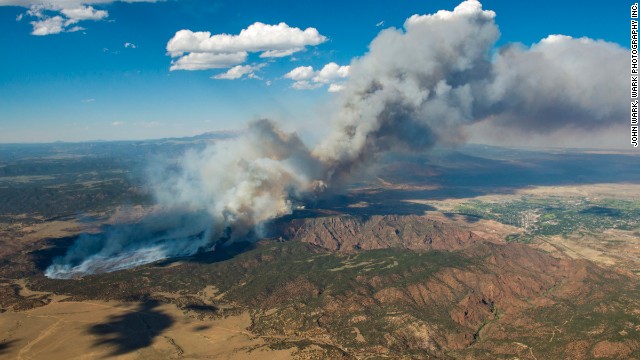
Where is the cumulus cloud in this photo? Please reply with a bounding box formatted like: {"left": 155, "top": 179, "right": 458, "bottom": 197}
{"left": 124, "top": 42, "right": 136, "bottom": 48}
{"left": 169, "top": 52, "right": 248, "bottom": 71}
{"left": 327, "top": 83, "right": 345, "bottom": 92}
{"left": 314, "top": 62, "right": 350, "bottom": 83}
{"left": 259, "top": 48, "right": 302, "bottom": 58}
{"left": 3, "top": 0, "right": 158, "bottom": 35}
{"left": 212, "top": 64, "right": 264, "bottom": 80}
{"left": 166, "top": 22, "right": 327, "bottom": 71}
{"left": 61, "top": 5, "right": 107, "bottom": 21}
{"left": 284, "top": 65, "right": 314, "bottom": 81}
{"left": 30, "top": 14, "right": 66, "bottom": 35}
{"left": 285, "top": 62, "right": 350, "bottom": 92}
{"left": 167, "top": 22, "right": 326, "bottom": 57}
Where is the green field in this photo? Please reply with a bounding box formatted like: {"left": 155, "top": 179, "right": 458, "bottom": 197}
{"left": 451, "top": 196, "right": 640, "bottom": 243}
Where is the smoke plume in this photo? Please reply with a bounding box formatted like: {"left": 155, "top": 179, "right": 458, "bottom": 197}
{"left": 45, "top": 210, "right": 213, "bottom": 279}
{"left": 147, "top": 119, "right": 324, "bottom": 239}
{"left": 46, "top": 0, "right": 626, "bottom": 278}
{"left": 315, "top": 0, "right": 626, "bottom": 174}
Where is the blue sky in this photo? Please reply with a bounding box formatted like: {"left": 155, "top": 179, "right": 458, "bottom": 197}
{"left": 0, "top": 0, "right": 628, "bottom": 142}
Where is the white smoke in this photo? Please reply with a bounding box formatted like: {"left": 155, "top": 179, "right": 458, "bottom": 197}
{"left": 46, "top": 120, "right": 324, "bottom": 278}
{"left": 147, "top": 119, "right": 324, "bottom": 239}
{"left": 45, "top": 0, "right": 626, "bottom": 278}
{"left": 45, "top": 210, "right": 214, "bottom": 279}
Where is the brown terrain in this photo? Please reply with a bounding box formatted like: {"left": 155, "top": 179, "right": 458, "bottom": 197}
{"left": 282, "top": 215, "right": 489, "bottom": 252}
{"left": 1, "top": 130, "right": 639, "bottom": 359}
{"left": 278, "top": 214, "right": 639, "bottom": 359}
{"left": 0, "top": 153, "right": 639, "bottom": 360}
{"left": 1, "top": 203, "right": 638, "bottom": 359}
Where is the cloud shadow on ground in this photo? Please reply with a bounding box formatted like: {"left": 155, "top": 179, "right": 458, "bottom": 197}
{"left": 88, "top": 300, "right": 173, "bottom": 356}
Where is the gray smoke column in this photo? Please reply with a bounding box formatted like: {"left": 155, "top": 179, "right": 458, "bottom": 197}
{"left": 314, "top": 0, "right": 627, "bottom": 178}
{"left": 485, "top": 35, "right": 627, "bottom": 132}
{"left": 315, "top": 0, "right": 499, "bottom": 171}
{"left": 45, "top": 0, "right": 627, "bottom": 278}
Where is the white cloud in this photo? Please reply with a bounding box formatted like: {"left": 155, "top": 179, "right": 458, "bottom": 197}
{"left": 27, "top": 4, "right": 102, "bottom": 35}
{"left": 111, "top": 121, "right": 125, "bottom": 126}
{"left": 124, "top": 42, "right": 136, "bottom": 48}
{"left": 30, "top": 15, "right": 65, "bottom": 35}
{"left": 25, "top": 4, "right": 44, "bottom": 17}
{"left": 283, "top": 65, "right": 314, "bottom": 81}
{"left": 327, "top": 83, "right": 345, "bottom": 92}
{"left": 259, "top": 48, "right": 302, "bottom": 58}
{"left": 3, "top": 0, "right": 159, "bottom": 35}
{"left": 376, "top": 20, "right": 385, "bottom": 27}
{"left": 166, "top": 22, "right": 326, "bottom": 71}
{"left": 212, "top": 64, "right": 264, "bottom": 80}
{"left": 66, "top": 25, "right": 84, "bottom": 32}
{"left": 284, "top": 62, "right": 350, "bottom": 92}
{"left": 169, "top": 52, "right": 247, "bottom": 71}
{"left": 167, "top": 22, "right": 326, "bottom": 57}
{"left": 61, "top": 5, "right": 107, "bottom": 21}
{"left": 0, "top": 0, "right": 159, "bottom": 5}
{"left": 82, "top": 98, "right": 95, "bottom": 102}
{"left": 291, "top": 81, "right": 323, "bottom": 90}
{"left": 313, "top": 62, "right": 350, "bottom": 83}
